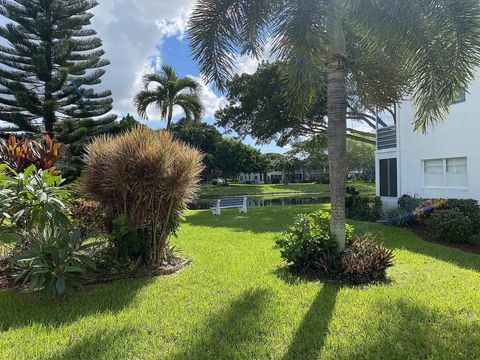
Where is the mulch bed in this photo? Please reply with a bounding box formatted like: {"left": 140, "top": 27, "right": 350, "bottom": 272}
{"left": 0, "top": 257, "right": 192, "bottom": 292}
{"left": 410, "top": 226, "right": 480, "bottom": 255}
{"left": 82, "top": 258, "right": 192, "bottom": 286}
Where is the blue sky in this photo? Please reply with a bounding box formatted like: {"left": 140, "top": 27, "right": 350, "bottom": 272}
{"left": 156, "top": 37, "right": 286, "bottom": 154}
{"left": 88, "top": 0, "right": 286, "bottom": 154}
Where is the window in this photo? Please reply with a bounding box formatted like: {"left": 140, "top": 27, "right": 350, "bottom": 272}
{"left": 424, "top": 157, "right": 467, "bottom": 188}
{"left": 379, "top": 158, "right": 397, "bottom": 197}
{"left": 450, "top": 88, "right": 466, "bottom": 105}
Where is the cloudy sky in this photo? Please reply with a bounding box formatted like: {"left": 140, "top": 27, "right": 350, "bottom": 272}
{"left": 90, "top": 0, "right": 283, "bottom": 153}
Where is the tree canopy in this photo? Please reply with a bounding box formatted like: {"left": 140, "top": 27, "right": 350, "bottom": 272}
{"left": 170, "top": 119, "right": 268, "bottom": 180}
{"left": 216, "top": 61, "right": 395, "bottom": 147}
{"left": 0, "top": 0, "right": 116, "bottom": 137}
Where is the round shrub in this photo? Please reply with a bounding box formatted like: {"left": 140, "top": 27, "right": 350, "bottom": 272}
{"left": 346, "top": 195, "right": 382, "bottom": 222}
{"left": 428, "top": 209, "right": 475, "bottom": 243}
{"left": 81, "top": 128, "right": 203, "bottom": 266}
{"left": 275, "top": 211, "right": 353, "bottom": 273}
{"left": 340, "top": 234, "right": 394, "bottom": 284}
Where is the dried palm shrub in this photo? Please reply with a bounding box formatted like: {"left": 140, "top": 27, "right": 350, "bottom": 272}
{"left": 81, "top": 127, "right": 203, "bottom": 266}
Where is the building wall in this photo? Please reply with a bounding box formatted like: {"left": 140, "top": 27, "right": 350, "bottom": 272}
{"left": 394, "top": 75, "right": 480, "bottom": 201}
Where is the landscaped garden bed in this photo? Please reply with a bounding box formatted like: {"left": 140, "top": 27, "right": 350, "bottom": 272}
{"left": 386, "top": 195, "right": 480, "bottom": 254}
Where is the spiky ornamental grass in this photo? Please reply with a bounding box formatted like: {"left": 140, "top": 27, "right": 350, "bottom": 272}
{"left": 81, "top": 127, "right": 204, "bottom": 266}
{"left": 0, "top": 0, "right": 116, "bottom": 136}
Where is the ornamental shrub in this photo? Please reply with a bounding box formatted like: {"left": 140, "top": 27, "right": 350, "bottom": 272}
{"left": 445, "top": 199, "right": 480, "bottom": 231}
{"left": 276, "top": 211, "right": 394, "bottom": 283}
{"left": 275, "top": 211, "right": 353, "bottom": 273}
{"left": 0, "top": 165, "right": 71, "bottom": 231}
{"left": 340, "top": 234, "right": 394, "bottom": 283}
{"left": 346, "top": 194, "right": 382, "bottom": 222}
{"left": 12, "top": 226, "right": 98, "bottom": 299}
{"left": 0, "top": 135, "right": 65, "bottom": 175}
{"left": 81, "top": 128, "right": 203, "bottom": 266}
{"left": 428, "top": 209, "right": 475, "bottom": 243}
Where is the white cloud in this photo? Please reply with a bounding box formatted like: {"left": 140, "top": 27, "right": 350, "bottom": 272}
{"left": 91, "top": 0, "right": 195, "bottom": 118}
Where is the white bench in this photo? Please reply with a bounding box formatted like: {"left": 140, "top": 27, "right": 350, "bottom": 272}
{"left": 211, "top": 197, "right": 248, "bottom": 215}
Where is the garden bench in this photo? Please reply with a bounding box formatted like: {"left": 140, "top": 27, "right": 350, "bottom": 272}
{"left": 211, "top": 197, "right": 248, "bottom": 215}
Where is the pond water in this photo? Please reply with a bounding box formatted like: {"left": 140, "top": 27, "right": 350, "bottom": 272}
{"left": 189, "top": 195, "right": 331, "bottom": 210}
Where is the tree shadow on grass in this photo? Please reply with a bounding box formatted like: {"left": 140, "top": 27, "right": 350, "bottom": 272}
{"left": 0, "top": 277, "right": 153, "bottom": 331}
{"left": 42, "top": 327, "right": 134, "bottom": 360}
{"left": 350, "top": 298, "right": 480, "bottom": 359}
{"left": 282, "top": 284, "right": 339, "bottom": 360}
{"left": 185, "top": 205, "right": 330, "bottom": 234}
{"left": 173, "top": 288, "right": 274, "bottom": 359}
{"left": 356, "top": 222, "right": 480, "bottom": 273}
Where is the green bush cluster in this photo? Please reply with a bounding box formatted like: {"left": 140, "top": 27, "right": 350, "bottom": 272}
{"left": 275, "top": 211, "right": 347, "bottom": 273}
{"left": 387, "top": 195, "right": 480, "bottom": 244}
{"left": 0, "top": 164, "right": 98, "bottom": 299}
{"left": 346, "top": 187, "right": 382, "bottom": 222}
{"left": 428, "top": 210, "right": 474, "bottom": 244}
{"left": 276, "top": 211, "right": 394, "bottom": 283}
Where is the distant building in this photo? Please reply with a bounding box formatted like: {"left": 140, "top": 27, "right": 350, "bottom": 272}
{"left": 238, "top": 165, "right": 328, "bottom": 184}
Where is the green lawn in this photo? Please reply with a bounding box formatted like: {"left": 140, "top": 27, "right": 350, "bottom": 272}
{"left": 199, "top": 181, "right": 375, "bottom": 197}
{"left": 2, "top": 205, "right": 480, "bottom": 359}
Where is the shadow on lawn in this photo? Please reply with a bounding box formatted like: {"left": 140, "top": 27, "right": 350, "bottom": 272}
{"left": 352, "top": 298, "right": 480, "bottom": 358}
{"left": 0, "top": 277, "right": 153, "bottom": 331}
{"left": 282, "top": 284, "right": 339, "bottom": 360}
{"left": 356, "top": 223, "right": 480, "bottom": 273}
{"left": 173, "top": 288, "right": 274, "bottom": 359}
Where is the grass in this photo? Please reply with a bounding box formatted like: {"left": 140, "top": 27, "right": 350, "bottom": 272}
{"left": 2, "top": 205, "right": 480, "bottom": 359}
{"left": 199, "top": 181, "right": 375, "bottom": 197}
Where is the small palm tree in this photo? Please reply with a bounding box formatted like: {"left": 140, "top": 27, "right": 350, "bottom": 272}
{"left": 188, "top": 0, "right": 480, "bottom": 250}
{"left": 134, "top": 65, "right": 204, "bottom": 130}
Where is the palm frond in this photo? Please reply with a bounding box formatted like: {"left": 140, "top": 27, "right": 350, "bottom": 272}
{"left": 161, "top": 64, "right": 179, "bottom": 82}
{"left": 271, "top": 0, "right": 329, "bottom": 115}
{"left": 173, "top": 77, "right": 202, "bottom": 96}
{"left": 188, "top": 0, "right": 241, "bottom": 91}
{"left": 175, "top": 93, "right": 204, "bottom": 121}
{"left": 350, "top": 0, "right": 480, "bottom": 132}
{"left": 134, "top": 90, "right": 164, "bottom": 119}
{"left": 142, "top": 73, "right": 168, "bottom": 90}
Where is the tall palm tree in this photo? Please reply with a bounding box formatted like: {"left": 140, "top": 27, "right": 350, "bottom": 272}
{"left": 134, "top": 65, "right": 204, "bottom": 130}
{"left": 188, "top": 0, "right": 480, "bottom": 250}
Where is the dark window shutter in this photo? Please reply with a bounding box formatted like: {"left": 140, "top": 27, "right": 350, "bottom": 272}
{"left": 379, "top": 158, "right": 398, "bottom": 197}
{"left": 380, "top": 159, "right": 389, "bottom": 197}
{"left": 389, "top": 159, "right": 398, "bottom": 197}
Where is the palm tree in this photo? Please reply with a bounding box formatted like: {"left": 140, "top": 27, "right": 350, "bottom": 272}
{"left": 188, "top": 0, "right": 480, "bottom": 250}
{"left": 134, "top": 65, "right": 204, "bottom": 130}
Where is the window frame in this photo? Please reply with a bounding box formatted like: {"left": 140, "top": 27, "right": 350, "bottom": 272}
{"left": 423, "top": 157, "right": 468, "bottom": 189}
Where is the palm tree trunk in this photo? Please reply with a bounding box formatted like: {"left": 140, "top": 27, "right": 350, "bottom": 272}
{"left": 327, "top": 55, "right": 347, "bottom": 251}
{"left": 166, "top": 105, "right": 173, "bottom": 130}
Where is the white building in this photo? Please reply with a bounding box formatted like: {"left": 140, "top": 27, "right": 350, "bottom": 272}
{"left": 375, "top": 83, "right": 477, "bottom": 209}
{"left": 238, "top": 166, "right": 327, "bottom": 184}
